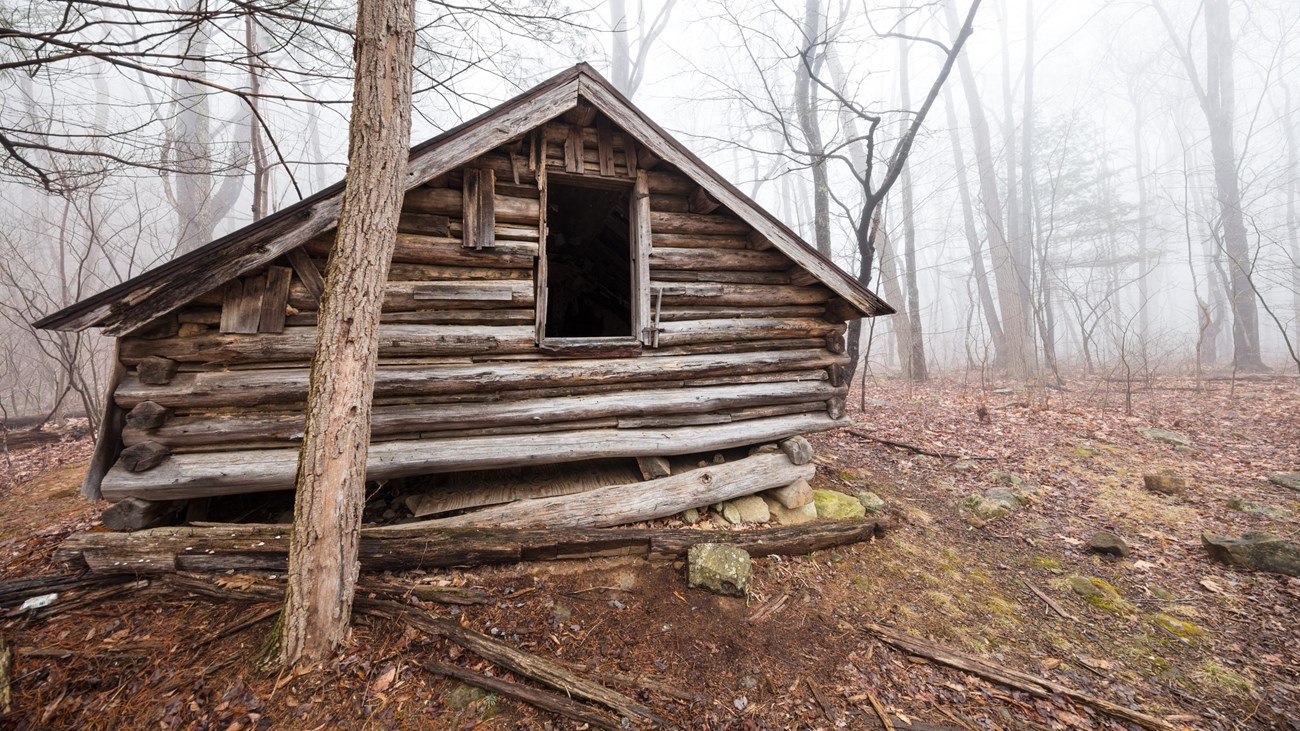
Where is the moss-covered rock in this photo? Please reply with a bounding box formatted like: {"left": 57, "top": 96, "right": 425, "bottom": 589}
{"left": 1029, "top": 556, "right": 1062, "bottom": 570}
{"left": 1068, "top": 576, "right": 1133, "bottom": 614}
{"left": 813, "top": 489, "right": 866, "bottom": 519}
{"left": 857, "top": 491, "right": 886, "bottom": 514}
{"left": 1152, "top": 614, "right": 1204, "bottom": 639}
{"left": 444, "top": 681, "right": 488, "bottom": 707}
{"left": 687, "top": 543, "right": 752, "bottom": 597}
{"left": 1226, "top": 498, "right": 1288, "bottom": 517}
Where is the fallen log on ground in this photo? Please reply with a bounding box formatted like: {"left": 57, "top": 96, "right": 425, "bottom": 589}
{"left": 55, "top": 519, "right": 888, "bottom": 574}
{"left": 389, "top": 451, "right": 814, "bottom": 529}
{"left": 860, "top": 621, "right": 1178, "bottom": 731}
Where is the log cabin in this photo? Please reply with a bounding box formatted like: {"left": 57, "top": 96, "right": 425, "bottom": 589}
{"left": 34, "top": 64, "right": 892, "bottom": 529}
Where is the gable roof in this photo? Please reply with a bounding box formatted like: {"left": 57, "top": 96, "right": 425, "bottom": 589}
{"left": 35, "top": 64, "right": 891, "bottom": 334}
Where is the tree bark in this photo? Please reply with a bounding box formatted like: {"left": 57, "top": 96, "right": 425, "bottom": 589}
{"left": 941, "top": 83, "right": 1003, "bottom": 357}
{"left": 896, "top": 25, "right": 927, "bottom": 381}
{"left": 945, "top": 0, "right": 1035, "bottom": 379}
{"left": 793, "top": 0, "right": 832, "bottom": 258}
{"left": 279, "top": 0, "right": 417, "bottom": 668}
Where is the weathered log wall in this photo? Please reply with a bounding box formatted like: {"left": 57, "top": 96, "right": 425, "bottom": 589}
{"left": 104, "top": 116, "right": 853, "bottom": 502}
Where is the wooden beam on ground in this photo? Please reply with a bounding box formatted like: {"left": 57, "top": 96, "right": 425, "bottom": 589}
{"left": 55, "top": 517, "right": 888, "bottom": 574}
{"left": 391, "top": 452, "right": 813, "bottom": 529}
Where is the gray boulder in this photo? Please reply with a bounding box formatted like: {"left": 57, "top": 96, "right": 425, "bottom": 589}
{"left": 687, "top": 543, "right": 752, "bottom": 597}
{"left": 720, "top": 495, "right": 770, "bottom": 525}
{"left": 1138, "top": 428, "right": 1190, "bottom": 447}
{"left": 1143, "top": 474, "right": 1185, "bottom": 496}
{"left": 1202, "top": 532, "right": 1300, "bottom": 577}
{"left": 1089, "top": 530, "right": 1130, "bottom": 557}
{"left": 857, "top": 491, "right": 886, "bottom": 514}
{"left": 1268, "top": 472, "right": 1300, "bottom": 492}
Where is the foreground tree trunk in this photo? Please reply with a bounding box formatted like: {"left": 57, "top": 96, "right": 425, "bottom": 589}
{"left": 278, "top": 0, "right": 417, "bottom": 668}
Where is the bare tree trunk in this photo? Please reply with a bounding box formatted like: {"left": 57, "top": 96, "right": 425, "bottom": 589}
{"left": 1287, "top": 82, "right": 1300, "bottom": 349}
{"left": 945, "top": 0, "right": 1034, "bottom": 380}
{"left": 279, "top": 0, "right": 417, "bottom": 668}
{"left": 1155, "top": 0, "right": 1266, "bottom": 371}
{"left": 793, "top": 0, "right": 832, "bottom": 257}
{"left": 246, "top": 15, "right": 269, "bottom": 222}
{"left": 609, "top": 0, "right": 631, "bottom": 93}
{"left": 942, "top": 84, "right": 1003, "bottom": 356}
{"left": 874, "top": 211, "right": 913, "bottom": 376}
{"left": 896, "top": 26, "right": 926, "bottom": 381}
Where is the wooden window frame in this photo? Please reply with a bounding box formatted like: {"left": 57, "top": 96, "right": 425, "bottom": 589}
{"left": 535, "top": 170, "right": 651, "bottom": 355}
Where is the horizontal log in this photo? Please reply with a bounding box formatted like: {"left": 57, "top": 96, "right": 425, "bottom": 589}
{"left": 655, "top": 318, "right": 836, "bottom": 347}
{"left": 401, "top": 452, "right": 812, "bottom": 529}
{"left": 655, "top": 281, "right": 834, "bottom": 306}
{"left": 648, "top": 247, "right": 788, "bottom": 271}
{"left": 650, "top": 233, "right": 749, "bottom": 249}
{"left": 55, "top": 517, "right": 888, "bottom": 574}
{"left": 122, "top": 381, "right": 843, "bottom": 449}
{"left": 99, "top": 413, "right": 843, "bottom": 501}
{"left": 403, "top": 187, "right": 539, "bottom": 225}
{"left": 648, "top": 194, "right": 689, "bottom": 213}
{"left": 115, "top": 349, "right": 836, "bottom": 409}
{"left": 305, "top": 233, "right": 538, "bottom": 268}
{"left": 386, "top": 263, "right": 531, "bottom": 281}
{"left": 288, "top": 280, "right": 533, "bottom": 312}
{"left": 286, "top": 309, "right": 535, "bottom": 327}
{"left": 449, "top": 220, "right": 539, "bottom": 243}
{"left": 120, "top": 325, "right": 534, "bottom": 366}
{"left": 649, "top": 211, "right": 749, "bottom": 236}
{"left": 657, "top": 305, "right": 823, "bottom": 322}
{"left": 644, "top": 169, "right": 694, "bottom": 196}
{"left": 651, "top": 269, "right": 791, "bottom": 285}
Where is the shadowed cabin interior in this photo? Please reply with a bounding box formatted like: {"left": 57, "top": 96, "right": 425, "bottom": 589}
{"left": 544, "top": 182, "right": 633, "bottom": 339}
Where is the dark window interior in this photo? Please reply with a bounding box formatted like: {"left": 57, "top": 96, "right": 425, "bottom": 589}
{"left": 544, "top": 183, "right": 632, "bottom": 338}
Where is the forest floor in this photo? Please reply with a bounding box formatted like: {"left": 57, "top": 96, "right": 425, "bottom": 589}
{"left": 0, "top": 374, "right": 1298, "bottom": 730}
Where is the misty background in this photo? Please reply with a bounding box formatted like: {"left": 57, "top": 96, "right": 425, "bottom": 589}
{"left": 2, "top": 0, "right": 1297, "bottom": 430}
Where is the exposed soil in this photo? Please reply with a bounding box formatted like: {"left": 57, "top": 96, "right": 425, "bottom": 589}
{"left": 1, "top": 376, "right": 1298, "bottom": 730}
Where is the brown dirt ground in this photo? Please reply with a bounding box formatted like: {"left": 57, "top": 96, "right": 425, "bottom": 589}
{"left": 1, "top": 376, "right": 1298, "bottom": 730}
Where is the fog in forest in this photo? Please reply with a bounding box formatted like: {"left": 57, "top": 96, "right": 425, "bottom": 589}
{"left": 3, "top": 0, "right": 1298, "bottom": 426}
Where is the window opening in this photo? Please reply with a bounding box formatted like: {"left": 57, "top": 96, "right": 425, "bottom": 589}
{"left": 543, "top": 182, "right": 633, "bottom": 338}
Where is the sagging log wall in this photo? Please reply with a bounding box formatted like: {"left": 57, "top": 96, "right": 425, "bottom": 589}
{"left": 104, "top": 114, "right": 852, "bottom": 502}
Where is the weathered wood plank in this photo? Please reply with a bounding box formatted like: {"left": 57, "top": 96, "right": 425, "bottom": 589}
{"left": 121, "top": 381, "right": 843, "bottom": 449}
{"left": 404, "top": 452, "right": 813, "bottom": 529}
{"left": 650, "top": 233, "right": 749, "bottom": 250}
{"left": 256, "top": 266, "right": 293, "bottom": 333}
{"left": 654, "top": 281, "right": 834, "bottom": 306}
{"left": 287, "top": 280, "right": 533, "bottom": 312}
{"left": 403, "top": 185, "right": 537, "bottom": 227}
{"left": 461, "top": 168, "right": 496, "bottom": 249}
{"left": 596, "top": 118, "right": 616, "bottom": 176}
{"left": 649, "top": 211, "right": 749, "bottom": 236}
{"left": 56, "top": 518, "right": 888, "bottom": 574}
{"left": 119, "top": 324, "right": 535, "bottom": 366}
{"left": 82, "top": 343, "right": 126, "bottom": 500}
{"left": 115, "top": 349, "right": 837, "bottom": 409}
{"left": 285, "top": 248, "right": 325, "bottom": 304}
{"left": 631, "top": 170, "right": 652, "bottom": 344}
{"left": 99, "top": 413, "right": 842, "bottom": 500}
{"left": 648, "top": 247, "right": 788, "bottom": 271}
{"left": 564, "top": 123, "right": 583, "bottom": 173}
{"left": 219, "top": 276, "right": 262, "bottom": 334}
